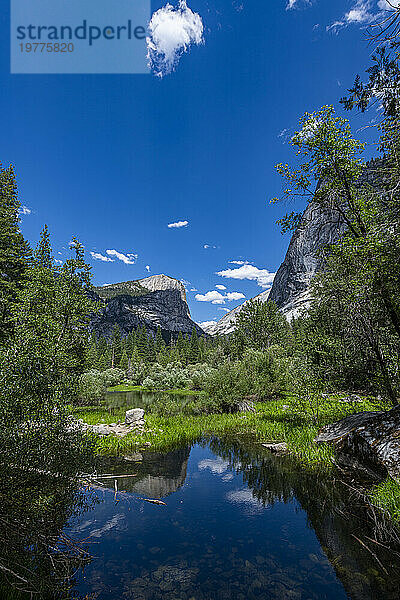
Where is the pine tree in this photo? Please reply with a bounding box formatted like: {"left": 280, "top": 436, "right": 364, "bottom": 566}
{"left": 136, "top": 326, "right": 149, "bottom": 360}
{"left": 126, "top": 330, "right": 136, "bottom": 356}
{"left": 119, "top": 347, "right": 129, "bottom": 371}
{"left": 85, "top": 333, "right": 99, "bottom": 369}
{"left": 155, "top": 327, "right": 166, "bottom": 355}
{"left": 0, "top": 164, "right": 31, "bottom": 342}
{"left": 110, "top": 324, "right": 122, "bottom": 367}
{"left": 176, "top": 331, "right": 185, "bottom": 360}
{"left": 188, "top": 327, "right": 200, "bottom": 363}
{"left": 131, "top": 345, "right": 141, "bottom": 364}
{"left": 97, "top": 335, "right": 108, "bottom": 369}
{"left": 147, "top": 334, "right": 156, "bottom": 363}
{"left": 198, "top": 335, "right": 206, "bottom": 362}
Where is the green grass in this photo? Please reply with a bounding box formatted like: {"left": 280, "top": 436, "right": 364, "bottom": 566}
{"left": 107, "top": 384, "right": 204, "bottom": 396}
{"left": 368, "top": 478, "right": 400, "bottom": 523}
{"left": 107, "top": 384, "right": 143, "bottom": 392}
{"left": 74, "top": 394, "right": 381, "bottom": 469}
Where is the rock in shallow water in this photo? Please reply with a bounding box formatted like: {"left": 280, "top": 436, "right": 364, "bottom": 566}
{"left": 262, "top": 442, "right": 288, "bottom": 455}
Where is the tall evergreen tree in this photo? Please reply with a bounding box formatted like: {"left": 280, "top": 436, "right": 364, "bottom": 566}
{"left": 136, "top": 326, "right": 149, "bottom": 360}
{"left": 85, "top": 333, "right": 99, "bottom": 369}
{"left": 126, "top": 329, "right": 136, "bottom": 356}
{"left": 188, "top": 327, "right": 200, "bottom": 363}
{"left": 119, "top": 347, "right": 129, "bottom": 371}
{"left": 0, "top": 164, "right": 31, "bottom": 342}
{"left": 147, "top": 334, "right": 156, "bottom": 363}
{"left": 155, "top": 327, "right": 166, "bottom": 355}
{"left": 110, "top": 324, "right": 122, "bottom": 368}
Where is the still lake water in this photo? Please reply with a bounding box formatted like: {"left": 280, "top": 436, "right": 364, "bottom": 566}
{"left": 67, "top": 437, "right": 400, "bottom": 600}
{"left": 102, "top": 389, "right": 198, "bottom": 412}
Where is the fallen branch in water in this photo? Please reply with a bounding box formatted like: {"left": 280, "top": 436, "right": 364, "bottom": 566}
{"left": 351, "top": 534, "right": 389, "bottom": 574}
{"left": 142, "top": 498, "right": 167, "bottom": 506}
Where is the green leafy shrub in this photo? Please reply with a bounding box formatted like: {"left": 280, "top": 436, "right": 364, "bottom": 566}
{"left": 78, "top": 369, "right": 106, "bottom": 403}
{"left": 101, "top": 367, "right": 125, "bottom": 387}
{"left": 204, "top": 348, "right": 289, "bottom": 411}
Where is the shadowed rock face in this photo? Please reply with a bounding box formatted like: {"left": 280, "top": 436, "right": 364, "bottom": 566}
{"left": 91, "top": 274, "right": 204, "bottom": 339}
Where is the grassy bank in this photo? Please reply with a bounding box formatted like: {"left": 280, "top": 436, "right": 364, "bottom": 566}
{"left": 74, "top": 394, "right": 380, "bottom": 466}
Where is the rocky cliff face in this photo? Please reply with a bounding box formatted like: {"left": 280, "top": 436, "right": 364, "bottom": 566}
{"left": 203, "top": 201, "right": 345, "bottom": 335}
{"left": 91, "top": 274, "right": 204, "bottom": 339}
{"left": 268, "top": 201, "right": 346, "bottom": 320}
{"left": 268, "top": 161, "right": 382, "bottom": 319}
{"left": 205, "top": 201, "right": 345, "bottom": 336}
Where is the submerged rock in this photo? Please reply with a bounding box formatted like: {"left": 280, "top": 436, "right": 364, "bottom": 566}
{"left": 262, "top": 442, "right": 289, "bottom": 455}
{"left": 315, "top": 405, "right": 400, "bottom": 480}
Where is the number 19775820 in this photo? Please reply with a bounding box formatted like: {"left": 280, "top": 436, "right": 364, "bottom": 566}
{"left": 19, "top": 43, "right": 74, "bottom": 53}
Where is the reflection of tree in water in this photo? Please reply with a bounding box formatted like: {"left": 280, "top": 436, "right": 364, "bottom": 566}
{"left": 207, "top": 436, "right": 400, "bottom": 600}
{"left": 0, "top": 434, "right": 97, "bottom": 600}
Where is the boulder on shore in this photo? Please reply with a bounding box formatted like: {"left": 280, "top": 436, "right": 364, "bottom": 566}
{"left": 125, "top": 408, "right": 145, "bottom": 427}
{"left": 315, "top": 405, "right": 400, "bottom": 480}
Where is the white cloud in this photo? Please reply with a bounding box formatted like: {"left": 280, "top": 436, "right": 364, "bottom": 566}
{"left": 90, "top": 251, "right": 114, "bottom": 263}
{"left": 195, "top": 290, "right": 226, "bottom": 304}
{"left": 219, "top": 307, "right": 230, "bottom": 313}
{"left": 145, "top": 265, "right": 151, "bottom": 272}
{"left": 18, "top": 205, "right": 31, "bottom": 216}
{"left": 346, "top": 1, "right": 374, "bottom": 23}
{"left": 147, "top": 0, "right": 204, "bottom": 77}
{"left": 54, "top": 259, "right": 62, "bottom": 265}
{"left": 195, "top": 289, "right": 246, "bottom": 304}
{"left": 286, "top": 0, "right": 311, "bottom": 9}
{"left": 106, "top": 249, "right": 138, "bottom": 265}
{"left": 229, "top": 260, "right": 250, "bottom": 265}
{"left": 168, "top": 220, "right": 189, "bottom": 228}
{"left": 204, "top": 244, "right": 217, "bottom": 249}
{"left": 378, "top": 0, "right": 400, "bottom": 8}
{"left": 217, "top": 264, "right": 276, "bottom": 289}
{"left": 216, "top": 284, "right": 226, "bottom": 290}
{"left": 327, "top": 0, "right": 399, "bottom": 33}
{"left": 190, "top": 287, "right": 198, "bottom": 292}
{"left": 226, "top": 292, "right": 245, "bottom": 301}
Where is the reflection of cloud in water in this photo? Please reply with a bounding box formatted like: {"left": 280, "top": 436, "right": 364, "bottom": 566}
{"left": 226, "top": 488, "right": 268, "bottom": 514}
{"left": 198, "top": 457, "right": 230, "bottom": 475}
{"left": 222, "top": 473, "right": 234, "bottom": 482}
{"left": 89, "top": 513, "right": 126, "bottom": 539}
{"left": 73, "top": 519, "right": 95, "bottom": 533}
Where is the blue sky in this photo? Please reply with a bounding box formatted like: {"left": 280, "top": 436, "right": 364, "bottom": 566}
{"left": 0, "top": 1, "right": 391, "bottom": 325}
